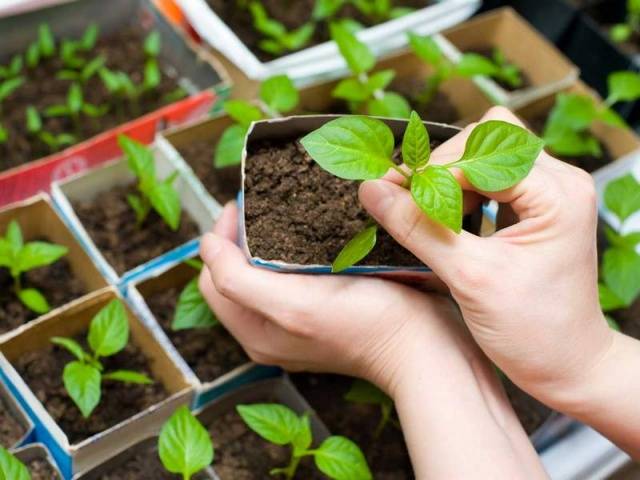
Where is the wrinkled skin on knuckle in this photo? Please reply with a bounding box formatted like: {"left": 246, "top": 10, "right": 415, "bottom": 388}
{"left": 273, "top": 308, "right": 317, "bottom": 339}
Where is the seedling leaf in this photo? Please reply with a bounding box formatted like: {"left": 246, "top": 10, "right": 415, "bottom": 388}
{"left": 407, "top": 32, "right": 443, "bottom": 66}
{"left": 599, "top": 283, "right": 628, "bottom": 312}
{"left": 330, "top": 22, "right": 374, "bottom": 74}
{"left": 118, "top": 135, "right": 155, "bottom": 180}
{"left": 236, "top": 403, "right": 301, "bottom": 445}
{"left": 214, "top": 124, "right": 248, "bottom": 168}
{"left": 103, "top": 370, "right": 153, "bottom": 384}
{"left": 260, "top": 74, "right": 299, "bottom": 114}
{"left": 606, "top": 315, "right": 621, "bottom": 331}
{"left": 604, "top": 173, "right": 640, "bottom": 224}
{"left": 607, "top": 71, "right": 640, "bottom": 104}
{"left": 332, "top": 225, "right": 377, "bottom": 273}
{"left": 314, "top": 436, "right": 372, "bottom": 480}
{"left": 172, "top": 278, "right": 218, "bottom": 330}
{"left": 0, "top": 447, "right": 30, "bottom": 480}
{"left": 51, "top": 337, "right": 88, "bottom": 362}
{"left": 224, "top": 100, "right": 263, "bottom": 127}
{"left": 38, "top": 24, "right": 55, "bottom": 57}
{"left": 63, "top": 361, "right": 101, "bottom": 418}
{"left": 456, "top": 53, "right": 499, "bottom": 77}
{"left": 411, "top": 166, "right": 462, "bottom": 233}
{"left": 602, "top": 247, "right": 640, "bottom": 305}
{"left": 144, "top": 31, "right": 161, "bottom": 57}
{"left": 15, "top": 242, "right": 67, "bottom": 274}
{"left": 344, "top": 379, "right": 392, "bottom": 406}
{"left": 88, "top": 299, "right": 129, "bottom": 358}
{"left": 366, "top": 92, "right": 411, "bottom": 119}
{"left": 17, "top": 288, "right": 50, "bottom": 314}
{"left": 147, "top": 181, "right": 181, "bottom": 231}
{"left": 402, "top": 110, "right": 430, "bottom": 169}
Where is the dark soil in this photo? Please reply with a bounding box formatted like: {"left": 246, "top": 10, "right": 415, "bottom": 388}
{"left": 175, "top": 138, "right": 241, "bottom": 205}
{"left": 72, "top": 183, "right": 199, "bottom": 275}
{"left": 146, "top": 285, "right": 248, "bottom": 382}
{"left": 465, "top": 47, "right": 532, "bottom": 92}
{"left": 291, "top": 373, "right": 413, "bottom": 480}
{"left": 503, "top": 380, "right": 552, "bottom": 436}
{"left": 0, "top": 256, "right": 86, "bottom": 335}
{"left": 207, "top": 0, "right": 433, "bottom": 62}
{"left": 244, "top": 137, "right": 451, "bottom": 267}
{"left": 0, "top": 29, "right": 182, "bottom": 173}
{"left": 0, "top": 397, "right": 26, "bottom": 448}
{"left": 28, "top": 458, "right": 61, "bottom": 480}
{"left": 14, "top": 335, "right": 168, "bottom": 444}
{"left": 392, "top": 77, "right": 461, "bottom": 124}
{"left": 208, "top": 409, "right": 324, "bottom": 480}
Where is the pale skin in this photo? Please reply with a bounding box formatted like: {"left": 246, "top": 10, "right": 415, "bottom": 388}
{"left": 199, "top": 106, "right": 640, "bottom": 478}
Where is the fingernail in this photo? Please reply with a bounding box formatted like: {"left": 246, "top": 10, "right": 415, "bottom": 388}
{"left": 360, "top": 180, "right": 397, "bottom": 220}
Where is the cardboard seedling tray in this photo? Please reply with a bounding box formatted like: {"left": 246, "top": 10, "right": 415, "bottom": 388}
{"left": 125, "top": 258, "right": 281, "bottom": 409}
{"left": 0, "top": 0, "right": 230, "bottom": 209}
{"left": 0, "top": 194, "right": 109, "bottom": 342}
{"left": 440, "top": 7, "right": 580, "bottom": 109}
{"left": 0, "top": 287, "right": 194, "bottom": 478}
{"left": 177, "top": 0, "right": 480, "bottom": 84}
{"left": 0, "top": 378, "right": 34, "bottom": 449}
{"left": 51, "top": 142, "right": 214, "bottom": 287}
{"left": 12, "top": 443, "right": 64, "bottom": 479}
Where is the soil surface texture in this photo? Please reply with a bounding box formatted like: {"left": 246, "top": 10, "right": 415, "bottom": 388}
{"left": 465, "top": 46, "right": 533, "bottom": 92}
{"left": 0, "top": 396, "right": 26, "bottom": 448}
{"left": 28, "top": 458, "right": 61, "bottom": 480}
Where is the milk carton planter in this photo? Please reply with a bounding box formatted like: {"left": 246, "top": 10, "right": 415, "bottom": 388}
{"left": 0, "top": 0, "right": 229, "bottom": 208}
{"left": 177, "top": 0, "right": 480, "bottom": 83}
{"left": 125, "top": 258, "right": 280, "bottom": 409}
{"left": 0, "top": 380, "right": 34, "bottom": 449}
{"left": 12, "top": 443, "right": 64, "bottom": 479}
{"left": 0, "top": 194, "right": 109, "bottom": 341}
{"left": 439, "top": 8, "right": 579, "bottom": 109}
{"left": 0, "top": 287, "right": 193, "bottom": 478}
{"left": 51, "top": 141, "right": 214, "bottom": 287}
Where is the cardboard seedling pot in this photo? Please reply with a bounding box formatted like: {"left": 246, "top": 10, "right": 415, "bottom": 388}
{"left": 0, "top": 287, "right": 193, "bottom": 478}
{"left": 51, "top": 142, "right": 214, "bottom": 287}
{"left": 0, "top": 0, "right": 230, "bottom": 209}
{"left": 0, "top": 194, "right": 109, "bottom": 342}
{"left": 12, "top": 443, "right": 64, "bottom": 479}
{"left": 0, "top": 378, "right": 34, "bottom": 449}
{"left": 125, "top": 258, "right": 281, "bottom": 410}
{"left": 440, "top": 7, "right": 580, "bottom": 109}
{"left": 177, "top": 0, "right": 480, "bottom": 84}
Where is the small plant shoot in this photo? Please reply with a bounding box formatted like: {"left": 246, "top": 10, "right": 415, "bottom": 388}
{"left": 172, "top": 259, "right": 219, "bottom": 331}
{"left": 26, "top": 105, "right": 76, "bottom": 152}
{"left": 237, "top": 403, "right": 372, "bottom": 480}
{"left": 0, "top": 220, "right": 68, "bottom": 314}
{"left": 457, "top": 48, "right": 523, "bottom": 89}
{"left": 50, "top": 299, "right": 153, "bottom": 418}
{"left": 118, "top": 135, "right": 182, "bottom": 231}
{"left": 301, "top": 112, "right": 543, "bottom": 271}
{"left": 0, "top": 447, "right": 30, "bottom": 480}
{"left": 344, "top": 379, "right": 398, "bottom": 438}
{"left": 611, "top": 0, "right": 640, "bottom": 43}
{"left": 159, "top": 406, "right": 214, "bottom": 480}
{"left": 248, "top": 1, "right": 315, "bottom": 55}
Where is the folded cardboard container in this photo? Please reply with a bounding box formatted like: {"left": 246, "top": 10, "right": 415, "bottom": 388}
{"left": 12, "top": 443, "right": 64, "bottom": 479}
{"left": 0, "top": 379, "right": 34, "bottom": 449}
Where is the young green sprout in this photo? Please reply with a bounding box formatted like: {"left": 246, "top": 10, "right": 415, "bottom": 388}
{"left": 214, "top": 74, "right": 299, "bottom": 168}
{"left": 301, "top": 112, "right": 544, "bottom": 272}
{"left": 543, "top": 71, "right": 640, "bottom": 158}
{"left": 0, "top": 446, "right": 30, "bottom": 480}
{"left": 44, "top": 83, "right": 109, "bottom": 129}
{"left": 0, "top": 123, "right": 8, "bottom": 145}
{"left": 344, "top": 379, "right": 397, "bottom": 438}
{"left": 0, "top": 54, "right": 23, "bottom": 80}
{"left": 313, "top": 0, "right": 413, "bottom": 22}
{"left": 57, "top": 55, "right": 106, "bottom": 84}
{"left": 159, "top": 406, "right": 214, "bottom": 480}
{"left": 50, "top": 299, "right": 153, "bottom": 418}
{"left": 237, "top": 403, "right": 372, "bottom": 480}
{"left": 331, "top": 22, "right": 410, "bottom": 118}
{"left": 248, "top": 1, "right": 315, "bottom": 55}
{"left": 457, "top": 48, "right": 523, "bottom": 90}
{"left": 611, "top": 0, "right": 640, "bottom": 43}
{"left": 24, "top": 23, "right": 56, "bottom": 69}
{"left": 0, "top": 76, "right": 25, "bottom": 113}
{"left": 598, "top": 173, "right": 640, "bottom": 332}
{"left": 142, "top": 31, "right": 162, "bottom": 93}
{"left": 59, "top": 24, "right": 100, "bottom": 69}
{"left": 26, "top": 105, "right": 76, "bottom": 152}
{"left": 118, "top": 135, "right": 182, "bottom": 231}
{"left": 0, "top": 220, "right": 68, "bottom": 314}
{"left": 172, "top": 259, "right": 219, "bottom": 331}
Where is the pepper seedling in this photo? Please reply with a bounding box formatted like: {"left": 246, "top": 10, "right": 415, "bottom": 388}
{"left": 237, "top": 403, "right": 372, "bottom": 480}
{"left": 24, "top": 23, "right": 56, "bottom": 69}
{"left": 51, "top": 299, "right": 153, "bottom": 418}
{"left": 543, "top": 71, "right": 640, "bottom": 158}
{"left": 611, "top": 0, "right": 640, "bottom": 43}
{"left": 0, "top": 55, "right": 23, "bottom": 80}
{"left": 44, "top": 83, "right": 109, "bottom": 131}
{"left": 0, "top": 220, "right": 68, "bottom": 314}
{"left": 57, "top": 55, "right": 106, "bottom": 84}
{"left": 0, "top": 76, "right": 25, "bottom": 114}
{"left": 313, "top": 0, "right": 413, "bottom": 22}
{"left": 172, "top": 259, "right": 219, "bottom": 331}
{"left": 344, "top": 379, "right": 397, "bottom": 438}
{"left": 158, "top": 406, "right": 214, "bottom": 480}
{"left": 59, "top": 24, "right": 100, "bottom": 70}
{"left": 301, "top": 112, "right": 544, "bottom": 271}
{"left": 598, "top": 174, "right": 640, "bottom": 331}
{"left": 0, "top": 446, "right": 30, "bottom": 480}
{"left": 457, "top": 47, "right": 523, "bottom": 90}
{"left": 248, "top": 1, "right": 315, "bottom": 55}
{"left": 0, "top": 124, "right": 7, "bottom": 145}
{"left": 118, "top": 135, "right": 182, "bottom": 231}
{"left": 214, "top": 74, "right": 299, "bottom": 168}
{"left": 331, "top": 22, "right": 410, "bottom": 118}
{"left": 26, "top": 105, "right": 76, "bottom": 152}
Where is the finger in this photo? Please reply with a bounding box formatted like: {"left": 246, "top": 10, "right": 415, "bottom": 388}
{"left": 212, "top": 201, "right": 238, "bottom": 241}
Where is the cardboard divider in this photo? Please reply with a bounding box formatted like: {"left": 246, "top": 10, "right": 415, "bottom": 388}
{"left": 0, "top": 287, "right": 193, "bottom": 478}
{"left": 0, "top": 380, "right": 34, "bottom": 449}
{"left": 440, "top": 7, "right": 580, "bottom": 108}
{"left": 12, "top": 443, "right": 64, "bottom": 479}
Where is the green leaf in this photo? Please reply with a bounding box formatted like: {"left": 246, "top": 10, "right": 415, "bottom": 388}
{"left": 6, "top": 220, "right": 23, "bottom": 252}
{"left": 82, "top": 103, "right": 109, "bottom": 118}
{"left": 260, "top": 74, "right": 299, "bottom": 115}
{"left": 301, "top": 116, "right": 395, "bottom": 180}
{"left": 159, "top": 406, "right": 213, "bottom": 479}
{"left": 67, "top": 83, "right": 83, "bottom": 114}
{"left": 408, "top": 32, "right": 443, "bottom": 66}
{"left": 0, "top": 124, "right": 7, "bottom": 144}
{"left": 81, "top": 56, "right": 105, "bottom": 82}
{"left": 80, "top": 24, "right": 99, "bottom": 50}
{"left": 451, "top": 120, "right": 544, "bottom": 192}
{"left": 223, "top": 100, "right": 263, "bottom": 127}
{"left": 314, "top": 436, "right": 372, "bottom": 480}
{"left": 543, "top": 127, "right": 602, "bottom": 158}
{"left": 391, "top": 6, "right": 414, "bottom": 18}
{"left": 43, "top": 104, "right": 70, "bottom": 118}
{"left": 250, "top": 1, "right": 286, "bottom": 38}
{"left": 313, "top": 0, "right": 346, "bottom": 19}
{"left": 330, "top": 22, "right": 374, "bottom": 74}
{"left": 88, "top": 299, "right": 129, "bottom": 358}
{"left": 603, "top": 247, "right": 640, "bottom": 305}
{"left": 237, "top": 403, "right": 301, "bottom": 445}
{"left": 0, "top": 77, "right": 25, "bottom": 102}
{"left": 333, "top": 78, "right": 370, "bottom": 102}
{"left": 26, "top": 106, "right": 42, "bottom": 133}
{"left": 282, "top": 23, "right": 315, "bottom": 50}
{"left": 103, "top": 370, "right": 153, "bottom": 384}
{"left": 185, "top": 258, "right": 204, "bottom": 270}
{"left": 144, "top": 31, "right": 161, "bottom": 57}
{"left": 143, "top": 59, "right": 161, "bottom": 91}
{"left": 544, "top": 93, "right": 598, "bottom": 133}
{"left": 259, "top": 39, "right": 285, "bottom": 55}
{"left": 607, "top": 71, "right": 640, "bottom": 104}
{"left": 51, "top": 337, "right": 89, "bottom": 362}
{"left": 344, "top": 379, "right": 392, "bottom": 407}
{"left": 366, "top": 92, "right": 411, "bottom": 119}
{"left": 38, "top": 24, "right": 55, "bottom": 57}
{"left": 366, "top": 69, "right": 395, "bottom": 93}
{"left": 456, "top": 53, "right": 499, "bottom": 77}
{"left": 332, "top": 225, "right": 377, "bottom": 273}
{"left": 598, "top": 107, "right": 627, "bottom": 128}
{"left": 17, "top": 288, "right": 50, "bottom": 314}
{"left": 0, "top": 447, "right": 30, "bottom": 480}
{"left": 63, "top": 361, "right": 101, "bottom": 418}
{"left": 611, "top": 24, "right": 633, "bottom": 42}
{"left": 604, "top": 173, "right": 640, "bottom": 224}
{"left": 148, "top": 181, "right": 181, "bottom": 231}
{"left": 606, "top": 315, "right": 621, "bottom": 332}
{"left": 127, "top": 194, "right": 149, "bottom": 224}
{"left": 402, "top": 110, "right": 430, "bottom": 169}
{"left": 26, "top": 43, "right": 40, "bottom": 68}
{"left": 118, "top": 135, "right": 155, "bottom": 180}
{"left": 15, "top": 241, "right": 67, "bottom": 274}
{"left": 599, "top": 282, "right": 628, "bottom": 312}
{"left": 214, "top": 124, "right": 248, "bottom": 168}
{"left": 172, "top": 278, "right": 218, "bottom": 330}
{"left": 411, "top": 166, "right": 462, "bottom": 233}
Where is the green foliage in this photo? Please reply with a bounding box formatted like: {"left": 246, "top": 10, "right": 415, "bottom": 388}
{"left": 611, "top": 0, "right": 640, "bottom": 43}
{"left": 301, "top": 113, "right": 542, "bottom": 269}
{"left": 172, "top": 259, "right": 219, "bottom": 331}
{"left": 457, "top": 48, "right": 523, "bottom": 89}
{"left": 57, "top": 55, "right": 105, "bottom": 84}
{"left": 0, "top": 77, "right": 25, "bottom": 105}
{"left": 0, "top": 220, "right": 68, "bottom": 314}
{"left": 0, "top": 124, "right": 7, "bottom": 145}
{"left": 0, "top": 447, "right": 30, "bottom": 480}
{"left": 332, "top": 224, "right": 377, "bottom": 273}
{"left": 38, "top": 24, "right": 56, "bottom": 58}
{"left": 312, "top": 0, "right": 413, "bottom": 21}
{"left": 237, "top": 403, "right": 372, "bottom": 480}
{"left": 249, "top": 1, "right": 315, "bottom": 55}
{"left": 51, "top": 299, "right": 153, "bottom": 418}
{"left": 44, "top": 83, "right": 108, "bottom": 121}
{"left": 0, "top": 55, "right": 23, "bottom": 80}
{"left": 158, "top": 406, "right": 214, "bottom": 480}
{"left": 344, "top": 379, "right": 396, "bottom": 438}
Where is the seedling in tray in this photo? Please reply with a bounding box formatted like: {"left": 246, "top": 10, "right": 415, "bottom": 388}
{"left": 159, "top": 406, "right": 214, "bottom": 480}
{"left": 44, "top": 82, "right": 109, "bottom": 132}
{"left": 344, "top": 379, "right": 398, "bottom": 438}
{"left": 314, "top": 0, "right": 415, "bottom": 22}
{"left": 543, "top": 71, "right": 640, "bottom": 158}
{"left": 237, "top": 403, "right": 372, "bottom": 480}
{"left": 301, "top": 112, "right": 544, "bottom": 271}
{"left": 50, "top": 299, "right": 153, "bottom": 418}
{"left": 25, "top": 105, "right": 76, "bottom": 152}
{"left": 247, "top": 1, "right": 315, "bottom": 55}
{"left": 0, "top": 220, "right": 68, "bottom": 314}
{"left": 0, "top": 446, "right": 30, "bottom": 480}
{"left": 598, "top": 174, "right": 640, "bottom": 330}
{"left": 611, "top": 0, "right": 640, "bottom": 43}
{"left": 172, "top": 259, "right": 219, "bottom": 331}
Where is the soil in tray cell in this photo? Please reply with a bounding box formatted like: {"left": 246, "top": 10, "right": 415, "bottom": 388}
{"left": 0, "top": 253, "right": 86, "bottom": 335}
{"left": 464, "top": 47, "right": 533, "bottom": 92}
{"left": 0, "top": 29, "right": 183, "bottom": 173}
{"left": 14, "top": 336, "right": 168, "bottom": 444}
{"left": 28, "top": 458, "right": 61, "bottom": 480}
{"left": 72, "top": 183, "right": 199, "bottom": 275}
{"left": 0, "top": 397, "right": 26, "bottom": 448}
{"left": 391, "top": 77, "right": 461, "bottom": 125}
{"left": 146, "top": 284, "right": 248, "bottom": 383}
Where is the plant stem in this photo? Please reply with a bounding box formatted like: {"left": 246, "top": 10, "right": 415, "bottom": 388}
{"left": 391, "top": 165, "right": 411, "bottom": 181}
{"left": 374, "top": 403, "right": 392, "bottom": 439}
